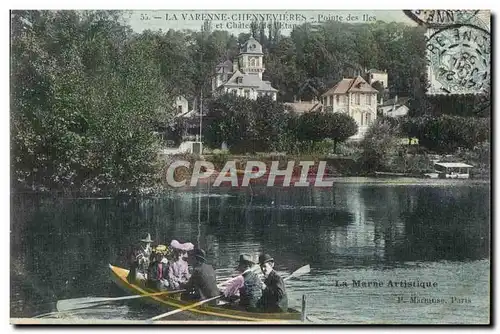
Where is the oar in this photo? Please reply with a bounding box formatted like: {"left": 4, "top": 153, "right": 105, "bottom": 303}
{"left": 148, "top": 264, "right": 311, "bottom": 322}
{"left": 149, "top": 294, "right": 222, "bottom": 321}
{"left": 283, "top": 264, "right": 310, "bottom": 281}
{"left": 56, "top": 289, "right": 185, "bottom": 312}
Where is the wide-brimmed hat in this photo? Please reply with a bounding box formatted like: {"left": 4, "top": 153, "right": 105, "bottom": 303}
{"left": 140, "top": 233, "right": 153, "bottom": 243}
{"left": 238, "top": 254, "right": 255, "bottom": 266}
{"left": 258, "top": 253, "right": 274, "bottom": 265}
{"left": 170, "top": 239, "right": 194, "bottom": 252}
{"left": 193, "top": 248, "right": 206, "bottom": 262}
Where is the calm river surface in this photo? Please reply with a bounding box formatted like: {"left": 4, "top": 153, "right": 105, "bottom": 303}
{"left": 11, "top": 178, "right": 490, "bottom": 324}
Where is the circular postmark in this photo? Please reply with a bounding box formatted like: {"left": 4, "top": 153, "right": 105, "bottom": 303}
{"left": 404, "top": 10, "right": 479, "bottom": 27}
{"left": 426, "top": 24, "right": 490, "bottom": 94}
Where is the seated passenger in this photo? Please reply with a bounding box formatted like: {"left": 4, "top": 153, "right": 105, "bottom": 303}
{"left": 223, "top": 254, "right": 262, "bottom": 312}
{"left": 183, "top": 248, "right": 220, "bottom": 305}
{"left": 147, "top": 251, "right": 168, "bottom": 291}
{"left": 257, "top": 254, "right": 288, "bottom": 313}
{"left": 168, "top": 240, "right": 193, "bottom": 290}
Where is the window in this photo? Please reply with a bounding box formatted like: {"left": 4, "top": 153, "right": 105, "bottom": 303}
{"left": 366, "top": 113, "right": 371, "bottom": 125}
{"left": 336, "top": 95, "right": 340, "bottom": 104}
{"left": 366, "top": 94, "right": 371, "bottom": 105}
{"left": 178, "top": 105, "right": 183, "bottom": 114}
{"left": 329, "top": 96, "right": 333, "bottom": 106}
{"left": 231, "top": 89, "right": 237, "bottom": 95}
{"left": 237, "top": 77, "right": 243, "bottom": 84}
{"left": 355, "top": 93, "right": 361, "bottom": 105}
{"left": 250, "top": 58, "right": 256, "bottom": 67}
{"left": 244, "top": 90, "right": 250, "bottom": 98}
{"left": 360, "top": 113, "right": 364, "bottom": 126}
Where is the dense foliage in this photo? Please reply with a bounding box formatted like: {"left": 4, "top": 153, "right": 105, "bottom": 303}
{"left": 399, "top": 115, "right": 490, "bottom": 153}
{"left": 204, "top": 94, "right": 289, "bottom": 153}
{"left": 11, "top": 10, "right": 491, "bottom": 192}
{"left": 11, "top": 11, "right": 228, "bottom": 193}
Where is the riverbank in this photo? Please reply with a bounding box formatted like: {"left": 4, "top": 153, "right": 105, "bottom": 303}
{"left": 12, "top": 148, "right": 490, "bottom": 197}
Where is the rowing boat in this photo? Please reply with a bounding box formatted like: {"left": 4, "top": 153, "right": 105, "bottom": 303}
{"left": 109, "top": 264, "right": 303, "bottom": 323}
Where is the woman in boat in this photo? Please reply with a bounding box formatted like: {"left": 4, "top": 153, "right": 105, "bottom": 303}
{"left": 147, "top": 250, "right": 169, "bottom": 291}
{"left": 257, "top": 253, "right": 288, "bottom": 313}
{"left": 167, "top": 240, "right": 193, "bottom": 290}
{"left": 223, "top": 254, "right": 262, "bottom": 312}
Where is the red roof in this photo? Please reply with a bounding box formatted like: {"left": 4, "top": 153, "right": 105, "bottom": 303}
{"left": 321, "top": 76, "right": 378, "bottom": 96}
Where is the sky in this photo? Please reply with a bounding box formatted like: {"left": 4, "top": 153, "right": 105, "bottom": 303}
{"left": 122, "top": 10, "right": 417, "bottom": 35}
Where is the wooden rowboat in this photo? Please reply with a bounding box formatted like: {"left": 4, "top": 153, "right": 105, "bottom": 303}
{"left": 109, "top": 264, "right": 304, "bottom": 323}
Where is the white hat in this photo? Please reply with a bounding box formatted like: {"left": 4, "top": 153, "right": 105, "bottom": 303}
{"left": 170, "top": 239, "right": 194, "bottom": 252}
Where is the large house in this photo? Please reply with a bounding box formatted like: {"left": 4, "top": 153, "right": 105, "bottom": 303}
{"left": 212, "top": 37, "right": 278, "bottom": 100}
{"left": 320, "top": 76, "right": 379, "bottom": 140}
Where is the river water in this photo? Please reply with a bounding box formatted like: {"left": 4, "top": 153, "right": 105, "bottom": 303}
{"left": 10, "top": 178, "right": 490, "bottom": 324}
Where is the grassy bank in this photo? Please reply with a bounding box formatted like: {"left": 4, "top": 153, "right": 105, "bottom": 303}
{"left": 160, "top": 139, "right": 490, "bottom": 183}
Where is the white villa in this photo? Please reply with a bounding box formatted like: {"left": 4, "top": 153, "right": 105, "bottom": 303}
{"left": 212, "top": 37, "right": 278, "bottom": 100}
{"left": 320, "top": 76, "right": 379, "bottom": 140}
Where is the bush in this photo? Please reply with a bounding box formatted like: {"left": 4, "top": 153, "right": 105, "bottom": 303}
{"left": 336, "top": 141, "right": 363, "bottom": 157}
{"left": 360, "top": 119, "right": 401, "bottom": 172}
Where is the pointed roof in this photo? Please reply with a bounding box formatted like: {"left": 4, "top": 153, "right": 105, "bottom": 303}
{"left": 321, "top": 76, "right": 378, "bottom": 96}
{"left": 223, "top": 70, "right": 277, "bottom": 92}
{"left": 239, "top": 36, "right": 263, "bottom": 55}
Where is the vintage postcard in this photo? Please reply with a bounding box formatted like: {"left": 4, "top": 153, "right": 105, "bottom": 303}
{"left": 10, "top": 9, "right": 491, "bottom": 325}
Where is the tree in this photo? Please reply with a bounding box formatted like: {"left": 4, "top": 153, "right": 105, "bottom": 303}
{"left": 204, "top": 94, "right": 253, "bottom": 152}
{"left": 252, "top": 95, "right": 288, "bottom": 151}
{"left": 11, "top": 10, "right": 176, "bottom": 194}
{"left": 413, "top": 115, "right": 490, "bottom": 154}
{"left": 323, "top": 113, "right": 358, "bottom": 153}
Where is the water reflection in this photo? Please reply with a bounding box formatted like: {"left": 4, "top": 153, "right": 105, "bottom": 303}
{"left": 10, "top": 181, "right": 490, "bottom": 318}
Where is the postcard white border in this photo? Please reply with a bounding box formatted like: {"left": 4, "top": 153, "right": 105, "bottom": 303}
{"left": 2, "top": 0, "right": 497, "bottom": 333}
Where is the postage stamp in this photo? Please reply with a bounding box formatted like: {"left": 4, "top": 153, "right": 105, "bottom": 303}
{"left": 404, "top": 10, "right": 491, "bottom": 95}
{"left": 10, "top": 9, "right": 491, "bottom": 325}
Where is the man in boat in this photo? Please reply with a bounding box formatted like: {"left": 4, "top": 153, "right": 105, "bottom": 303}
{"left": 223, "top": 254, "right": 262, "bottom": 312}
{"left": 138, "top": 233, "right": 154, "bottom": 277}
{"left": 183, "top": 248, "right": 220, "bottom": 304}
{"left": 257, "top": 253, "right": 288, "bottom": 313}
